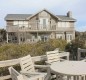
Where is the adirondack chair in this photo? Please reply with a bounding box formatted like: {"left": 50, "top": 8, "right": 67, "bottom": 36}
{"left": 46, "top": 50, "right": 68, "bottom": 65}
{"left": 8, "top": 67, "right": 46, "bottom": 80}
{"left": 19, "top": 55, "right": 50, "bottom": 80}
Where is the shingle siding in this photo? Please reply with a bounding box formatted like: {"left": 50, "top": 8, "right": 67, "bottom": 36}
{"left": 5, "top": 9, "right": 76, "bottom": 43}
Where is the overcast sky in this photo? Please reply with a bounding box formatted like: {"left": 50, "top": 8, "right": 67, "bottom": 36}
{"left": 0, "top": 0, "right": 86, "bottom": 31}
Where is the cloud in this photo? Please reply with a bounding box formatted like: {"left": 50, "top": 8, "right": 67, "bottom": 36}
{"left": 0, "top": 0, "right": 86, "bottom": 31}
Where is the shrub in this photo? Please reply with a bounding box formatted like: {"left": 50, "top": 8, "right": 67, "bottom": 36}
{"left": 65, "top": 38, "right": 86, "bottom": 60}
{"left": 0, "top": 39, "right": 67, "bottom": 61}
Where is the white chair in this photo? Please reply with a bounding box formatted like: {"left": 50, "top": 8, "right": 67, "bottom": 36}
{"left": 46, "top": 51, "right": 70, "bottom": 79}
{"left": 19, "top": 55, "right": 50, "bottom": 80}
{"left": 8, "top": 67, "right": 46, "bottom": 80}
{"left": 46, "top": 50, "right": 67, "bottom": 65}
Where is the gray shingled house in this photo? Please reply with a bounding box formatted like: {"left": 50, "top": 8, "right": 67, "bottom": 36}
{"left": 5, "top": 9, "right": 76, "bottom": 43}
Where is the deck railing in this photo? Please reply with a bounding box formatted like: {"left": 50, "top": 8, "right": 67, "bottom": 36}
{"left": 0, "top": 53, "right": 69, "bottom": 80}
{"left": 77, "top": 48, "right": 86, "bottom": 60}
{"left": 6, "top": 25, "right": 74, "bottom": 32}
{"left": 0, "top": 55, "right": 46, "bottom": 80}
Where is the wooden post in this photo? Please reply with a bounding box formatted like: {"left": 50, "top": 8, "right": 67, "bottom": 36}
{"left": 6, "top": 32, "right": 8, "bottom": 43}
{"left": 18, "top": 32, "right": 20, "bottom": 44}
{"left": 67, "top": 52, "right": 70, "bottom": 60}
{"left": 77, "top": 48, "right": 81, "bottom": 61}
{"left": 67, "top": 75, "right": 71, "bottom": 80}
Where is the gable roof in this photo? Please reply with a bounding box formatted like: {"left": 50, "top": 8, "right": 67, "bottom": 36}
{"left": 26, "top": 9, "right": 61, "bottom": 20}
{"left": 5, "top": 9, "right": 76, "bottom": 21}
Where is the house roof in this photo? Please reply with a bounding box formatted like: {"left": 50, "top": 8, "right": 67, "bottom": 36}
{"left": 5, "top": 9, "right": 76, "bottom": 21}
{"left": 5, "top": 14, "right": 32, "bottom": 20}
{"left": 57, "top": 15, "right": 76, "bottom": 21}
{"left": 26, "top": 9, "right": 61, "bottom": 20}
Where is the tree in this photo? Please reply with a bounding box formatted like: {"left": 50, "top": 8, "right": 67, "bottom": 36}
{"left": 0, "top": 29, "right": 6, "bottom": 42}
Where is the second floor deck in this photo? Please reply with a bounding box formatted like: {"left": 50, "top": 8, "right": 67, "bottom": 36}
{"left": 6, "top": 25, "right": 75, "bottom": 32}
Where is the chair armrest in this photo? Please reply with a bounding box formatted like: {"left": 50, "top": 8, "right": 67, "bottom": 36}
{"left": 34, "top": 65, "right": 51, "bottom": 77}
{"left": 20, "top": 71, "right": 46, "bottom": 75}
{"left": 81, "top": 59, "right": 86, "bottom": 62}
{"left": 34, "top": 65, "right": 50, "bottom": 69}
{"left": 45, "top": 61, "right": 51, "bottom": 65}
{"left": 28, "top": 75, "right": 45, "bottom": 80}
{"left": 21, "top": 71, "right": 47, "bottom": 80}
{"left": 60, "top": 58, "right": 69, "bottom": 61}
{"left": 21, "top": 71, "right": 50, "bottom": 80}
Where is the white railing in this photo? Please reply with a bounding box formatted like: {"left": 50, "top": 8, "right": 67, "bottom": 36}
{"left": 56, "top": 27, "right": 74, "bottom": 31}
{"left": 0, "top": 55, "right": 46, "bottom": 80}
{"left": 6, "top": 24, "right": 57, "bottom": 32}
{"left": 0, "top": 53, "right": 69, "bottom": 80}
{"left": 77, "top": 48, "right": 86, "bottom": 60}
{"left": 7, "top": 25, "right": 74, "bottom": 32}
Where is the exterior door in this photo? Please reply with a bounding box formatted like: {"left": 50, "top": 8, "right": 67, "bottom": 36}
{"left": 40, "top": 18, "right": 48, "bottom": 29}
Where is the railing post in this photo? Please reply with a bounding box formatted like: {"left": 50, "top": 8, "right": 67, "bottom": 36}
{"left": 77, "top": 48, "right": 81, "bottom": 61}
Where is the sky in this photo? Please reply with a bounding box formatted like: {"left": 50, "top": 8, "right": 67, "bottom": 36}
{"left": 0, "top": 0, "right": 86, "bottom": 32}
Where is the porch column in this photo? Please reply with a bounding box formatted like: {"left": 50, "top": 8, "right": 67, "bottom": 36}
{"left": 18, "top": 32, "right": 20, "bottom": 44}
{"left": 25, "top": 32, "right": 27, "bottom": 42}
{"left": 64, "top": 32, "right": 67, "bottom": 40}
{"left": 37, "top": 32, "right": 38, "bottom": 39}
{"left": 6, "top": 32, "right": 8, "bottom": 43}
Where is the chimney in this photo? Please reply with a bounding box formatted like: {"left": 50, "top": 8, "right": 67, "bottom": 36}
{"left": 67, "top": 11, "right": 72, "bottom": 18}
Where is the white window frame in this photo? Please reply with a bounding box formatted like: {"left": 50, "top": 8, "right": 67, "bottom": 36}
{"left": 67, "top": 34, "right": 72, "bottom": 42}
{"left": 13, "top": 21, "right": 18, "bottom": 25}
{"left": 56, "top": 34, "right": 63, "bottom": 39}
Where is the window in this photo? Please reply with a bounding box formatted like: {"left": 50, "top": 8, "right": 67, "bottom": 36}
{"left": 62, "top": 22, "right": 65, "bottom": 27}
{"left": 58, "top": 22, "right": 69, "bottom": 27}
{"left": 13, "top": 21, "right": 28, "bottom": 28}
{"left": 19, "top": 21, "right": 23, "bottom": 24}
{"left": 24, "top": 21, "right": 28, "bottom": 24}
{"left": 40, "top": 18, "right": 48, "bottom": 29}
{"left": 13, "top": 21, "right": 18, "bottom": 25}
{"left": 67, "top": 34, "right": 72, "bottom": 42}
{"left": 56, "top": 34, "right": 63, "bottom": 39}
{"left": 43, "top": 19, "right": 46, "bottom": 27}
{"left": 66, "top": 22, "right": 69, "bottom": 27}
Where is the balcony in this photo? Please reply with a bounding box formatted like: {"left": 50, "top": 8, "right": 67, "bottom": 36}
{"left": 56, "top": 27, "right": 75, "bottom": 31}
{"left": 6, "top": 25, "right": 74, "bottom": 32}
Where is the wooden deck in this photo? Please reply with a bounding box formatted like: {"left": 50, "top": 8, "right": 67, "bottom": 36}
{"left": 0, "top": 55, "right": 46, "bottom": 80}
{"left": 0, "top": 52, "right": 69, "bottom": 80}
{"left": 1, "top": 48, "right": 86, "bottom": 80}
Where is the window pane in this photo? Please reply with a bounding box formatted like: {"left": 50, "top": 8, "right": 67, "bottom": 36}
{"left": 24, "top": 21, "right": 28, "bottom": 24}
{"left": 43, "top": 19, "right": 46, "bottom": 26}
{"left": 19, "top": 21, "right": 23, "bottom": 24}
{"left": 13, "top": 21, "right": 18, "bottom": 25}
{"left": 19, "top": 24, "right": 24, "bottom": 27}
{"left": 62, "top": 22, "right": 65, "bottom": 27}
{"left": 24, "top": 25, "right": 28, "bottom": 27}
{"left": 66, "top": 22, "right": 69, "bottom": 27}
{"left": 56, "top": 34, "right": 63, "bottom": 39}
{"left": 58, "top": 22, "right": 61, "bottom": 27}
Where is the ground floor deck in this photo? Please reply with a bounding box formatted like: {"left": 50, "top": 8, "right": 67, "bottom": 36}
{"left": 6, "top": 31, "right": 75, "bottom": 43}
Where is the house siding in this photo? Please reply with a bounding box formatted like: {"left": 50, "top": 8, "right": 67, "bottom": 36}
{"left": 5, "top": 10, "right": 76, "bottom": 43}
{"left": 7, "top": 20, "right": 13, "bottom": 26}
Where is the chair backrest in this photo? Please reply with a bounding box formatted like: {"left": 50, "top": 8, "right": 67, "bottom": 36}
{"left": 20, "top": 55, "right": 35, "bottom": 72}
{"left": 8, "top": 67, "right": 24, "bottom": 80}
{"left": 46, "top": 50, "right": 60, "bottom": 64}
{"left": 54, "top": 48, "right": 59, "bottom": 52}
